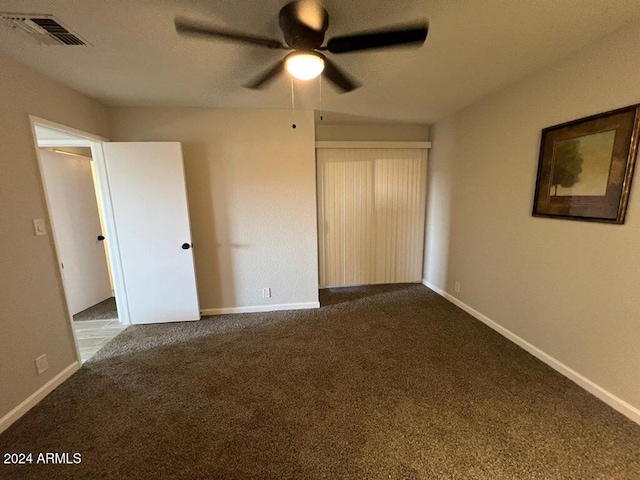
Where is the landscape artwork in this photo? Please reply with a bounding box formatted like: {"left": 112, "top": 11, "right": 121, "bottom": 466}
{"left": 532, "top": 104, "right": 640, "bottom": 223}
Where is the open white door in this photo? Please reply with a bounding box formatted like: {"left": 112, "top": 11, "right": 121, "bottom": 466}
{"left": 103, "top": 142, "right": 200, "bottom": 324}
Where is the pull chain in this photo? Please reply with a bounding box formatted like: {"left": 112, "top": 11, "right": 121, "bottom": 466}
{"left": 290, "top": 77, "right": 296, "bottom": 129}
{"left": 319, "top": 74, "right": 323, "bottom": 121}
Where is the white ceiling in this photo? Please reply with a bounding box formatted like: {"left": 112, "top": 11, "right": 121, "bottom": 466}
{"left": 1, "top": 0, "right": 639, "bottom": 123}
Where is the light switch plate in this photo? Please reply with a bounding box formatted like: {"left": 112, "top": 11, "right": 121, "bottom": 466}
{"left": 33, "top": 218, "right": 47, "bottom": 236}
{"left": 35, "top": 354, "right": 49, "bottom": 374}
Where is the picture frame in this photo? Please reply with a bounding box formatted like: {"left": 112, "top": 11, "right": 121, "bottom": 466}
{"left": 532, "top": 104, "right": 640, "bottom": 224}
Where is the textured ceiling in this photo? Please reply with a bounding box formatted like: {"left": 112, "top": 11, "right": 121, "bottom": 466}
{"left": 1, "top": 0, "right": 639, "bottom": 123}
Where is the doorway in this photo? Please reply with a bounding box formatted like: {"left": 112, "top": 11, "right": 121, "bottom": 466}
{"left": 31, "top": 119, "right": 130, "bottom": 363}
{"left": 38, "top": 145, "right": 126, "bottom": 362}
{"left": 30, "top": 116, "right": 201, "bottom": 364}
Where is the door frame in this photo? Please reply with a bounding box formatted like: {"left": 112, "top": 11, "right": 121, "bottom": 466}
{"left": 29, "top": 116, "right": 131, "bottom": 363}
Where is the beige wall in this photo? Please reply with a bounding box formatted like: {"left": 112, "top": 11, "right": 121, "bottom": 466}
{"left": 315, "top": 124, "right": 429, "bottom": 142}
{"left": 424, "top": 21, "right": 640, "bottom": 410}
{"left": 0, "top": 52, "right": 109, "bottom": 421}
{"left": 108, "top": 107, "right": 319, "bottom": 310}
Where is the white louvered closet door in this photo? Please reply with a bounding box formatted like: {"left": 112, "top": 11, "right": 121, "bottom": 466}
{"left": 317, "top": 148, "right": 427, "bottom": 288}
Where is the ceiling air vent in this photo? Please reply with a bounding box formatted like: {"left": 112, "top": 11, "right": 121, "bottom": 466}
{"left": 0, "top": 13, "right": 90, "bottom": 46}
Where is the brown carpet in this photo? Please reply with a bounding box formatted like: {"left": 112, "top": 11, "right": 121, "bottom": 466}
{"left": 1, "top": 284, "right": 639, "bottom": 479}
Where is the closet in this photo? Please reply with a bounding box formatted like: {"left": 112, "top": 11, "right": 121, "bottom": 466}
{"left": 316, "top": 143, "right": 429, "bottom": 288}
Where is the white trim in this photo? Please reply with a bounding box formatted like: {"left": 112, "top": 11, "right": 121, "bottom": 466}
{"left": 37, "top": 139, "right": 94, "bottom": 147}
{"left": 0, "top": 362, "right": 80, "bottom": 434}
{"left": 29, "top": 115, "right": 109, "bottom": 143}
{"left": 315, "top": 141, "right": 431, "bottom": 149}
{"left": 201, "top": 302, "right": 320, "bottom": 316}
{"left": 421, "top": 279, "right": 640, "bottom": 426}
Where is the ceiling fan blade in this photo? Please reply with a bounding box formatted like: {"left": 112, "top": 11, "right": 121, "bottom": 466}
{"left": 322, "top": 57, "right": 360, "bottom": 93}
{"left": 326, "top": 23, "right": 428, "bottom": 54}
{"left": 244, "top": 60, "right": 285, "bottom": 89}
{"left": 175, "top": 17, "right": 286, "bottom": 50}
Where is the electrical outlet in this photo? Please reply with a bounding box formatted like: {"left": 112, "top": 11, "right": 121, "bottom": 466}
{"left": 454, "top": 281, "right": 461, "bottom": 293}
{"left": 33, "top": 218, "right": 47, "bottom": 236}
{"left": 262, "top": 287, "right": 271, "bottom": 298}
{"left": 35, "top": 354, "right": 49, "bottom": 375}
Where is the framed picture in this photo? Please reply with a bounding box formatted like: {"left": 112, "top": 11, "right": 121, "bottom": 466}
{"left": 532, "top": 104, "right": 640, "bottom": 224}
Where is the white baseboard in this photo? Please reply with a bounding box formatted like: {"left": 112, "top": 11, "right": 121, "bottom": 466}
{"left": 201, "top": 302, "right": 320, "bottom": 316}
{"left": 422, "top": 279, "right": 640, "bottom": 426}
{"left": 0, "top": 362, "right": 80, "bottom": 434}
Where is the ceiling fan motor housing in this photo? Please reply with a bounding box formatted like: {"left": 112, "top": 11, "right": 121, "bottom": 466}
{"left": 279, "top": 1, "right": 328, "bottom": 51}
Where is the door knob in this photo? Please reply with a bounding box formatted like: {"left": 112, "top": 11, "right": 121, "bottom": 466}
{"left": 97, "top": 235, "right": 105, "bottom": 241}
{"left": 181, "top": 243, "right": 192, "bottom": 250}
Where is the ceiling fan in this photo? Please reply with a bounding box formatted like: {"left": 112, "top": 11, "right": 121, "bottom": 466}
{"left": 174, "top": 0, "right": 428, "bottom": 93}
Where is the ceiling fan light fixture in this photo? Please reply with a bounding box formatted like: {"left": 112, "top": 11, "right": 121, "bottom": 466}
{"left": 285, "top": 52, "right": 324, "bottom": 80}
